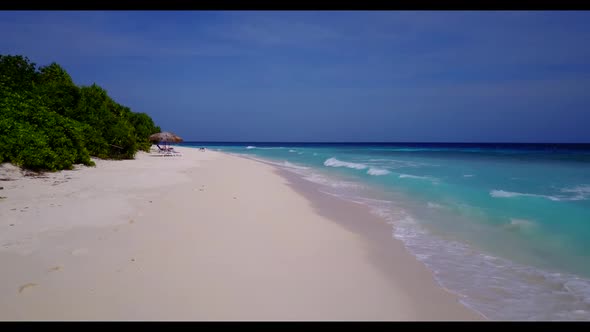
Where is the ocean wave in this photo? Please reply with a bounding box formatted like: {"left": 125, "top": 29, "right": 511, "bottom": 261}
{"left": 491, "top": 187, "right": 590, "bottom": 202}
{"left": 490, "top": 190, "right": 561, "bottom": 201}
{"left": 323, "top": 157, "right": 368, "bottom": 170}
{"left": 245, "top": 146, "right": 285, "bottom": 150}
{"left": 289, "top": 149, "right": 296, "bottom": 153}
{"left": 239, "top": 155, "right": 361, "bottom": 189}
{"left": 463, "top": 174, "right": 475, "bottom": 177}
{"left": 362, "top": 201, "right": 590, "bottom": 320}
{"left": 237, "top": 155, "right": 310, "bottom": 171}
{"left": 560, "top": 185, "right": 590, "bottom": 201}
{"left": 399, "top": 174, "right": 426, "bottom": 179}
{"left": 301, "top": 173, "right": 361, "bottom": 189}
{"left": 399, "top": 174, "right": 439, "bottom": 184}
{"left": 367, "top": 167, "right": 390, "bottom": 176}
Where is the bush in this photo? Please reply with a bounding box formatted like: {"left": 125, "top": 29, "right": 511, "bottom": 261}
{"left": 0, "top": 54, "right": 159, "bottom": 171}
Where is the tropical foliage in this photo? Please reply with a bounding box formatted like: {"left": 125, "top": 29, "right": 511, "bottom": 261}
{"left": 0, "top": 55, "right": 161, "bottom": 171}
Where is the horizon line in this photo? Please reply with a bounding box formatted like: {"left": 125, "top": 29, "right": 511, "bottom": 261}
{"left": 178, "top": 141, "right": 590, "bottom": 145}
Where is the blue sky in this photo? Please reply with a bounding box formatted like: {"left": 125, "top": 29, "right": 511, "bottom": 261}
{"left": 1, "top": 11, "right": 589, "bottom": 142}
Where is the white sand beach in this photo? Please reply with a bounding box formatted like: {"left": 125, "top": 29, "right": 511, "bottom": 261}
{"left": 0, "top": 146, "right": 482, "bottom": 321}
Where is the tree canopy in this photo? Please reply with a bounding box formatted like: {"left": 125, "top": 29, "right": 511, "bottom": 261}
{"left": 0, "top": 54, "right": 161, "bottom": 171}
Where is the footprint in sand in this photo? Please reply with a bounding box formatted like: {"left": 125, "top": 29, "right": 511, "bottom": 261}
{"left": 18, "top": 283, "right": 37, "bottom": 294}
{"left": 71, "top": 248, "right": 89, "bottom": 256}
{"left": 129, "top": 219, "right": 135, "bottom": 224}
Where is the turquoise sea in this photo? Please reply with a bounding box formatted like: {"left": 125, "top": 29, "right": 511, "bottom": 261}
{"left": 182, "top": 142, "right": 590, "bottom": 320}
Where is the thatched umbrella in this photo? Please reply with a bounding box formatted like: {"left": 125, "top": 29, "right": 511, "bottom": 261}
{"left": 149, "top": 132, "right": 183, "bottom": 150}
{"left": 149, "top": 132, "right": 183, "bottom": 143}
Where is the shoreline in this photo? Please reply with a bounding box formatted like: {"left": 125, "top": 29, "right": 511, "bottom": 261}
{"left": 0, "top": 146, "right": 481, "bottom": 320}
{"left": 237, "top": 154, "right": 485, "bottom": 320}
{"left": 273, "top": 167, "right": 486, "bottom": 320}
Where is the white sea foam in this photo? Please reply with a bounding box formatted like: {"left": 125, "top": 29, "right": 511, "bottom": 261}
{"left": 490, "top": 190, "right": 561, "bottom": 201}
{"left": 242, "top": 156, "right": 310, "bottom": 170}
{"left": 301, "top": 173, "right": 361, "bottom": 189}
{"left": 399, "top": 174, "right": 439, "bottom": 184}
{"left": 245, "top": 146, "right": 285, "bottom": 150}
{"left": 560, "top": 185, "right": 590, "bottom": 201}
{"left": 367, "top": 167, "right": 390, "bottom": 176}
{"left": 323, "top": 157, "right": 368, "bottom": 170}
{"left": 365, "top": 202, "right": 590, "bottom": 321}
{"left": 352, "top": 196, "right": 393, "bottom": 204}
{"left": 282, "top": 161, "right": 309, "bottom": 170}
{"left": 289, "top": 149, "right": 296, "bottom": 153}
{"left": 237, "top": 154, "right": 364, "bottom": 189}
{"left": 399, "top": 174, "right": 427, "bottom": 179}
{"left": 491, "top": 187, "right": 590, "bottom": 202}
{"left": 463, "top": 174, "right": 475, "bottom": 177}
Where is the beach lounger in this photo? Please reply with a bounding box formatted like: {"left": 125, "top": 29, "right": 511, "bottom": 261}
{"left": 156, "top": 145, "right": 182, "bottom": 157}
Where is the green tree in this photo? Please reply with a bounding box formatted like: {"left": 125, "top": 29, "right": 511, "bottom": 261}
{"left": 0, "top": 55, "right": 38, "bottom": 93}
{"left": 130, "top": 112, "right": 161, "bottom": 151}
{"left": 35, "top": 62, "right": 81, "bottom": 118}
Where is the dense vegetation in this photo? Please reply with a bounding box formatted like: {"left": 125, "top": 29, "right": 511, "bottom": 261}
{"left": 0, "top": 55, "right": 161, "bottom": 171}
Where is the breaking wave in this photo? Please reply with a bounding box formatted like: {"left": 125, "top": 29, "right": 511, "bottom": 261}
{"left": 324, "top": 157, "right": 368, "bottom": 170}
{"left": 367, "top": 167, "right": 390, "bottom": 176}
{"left": 490, "top": 187, "right": 590, "bottom": 202}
